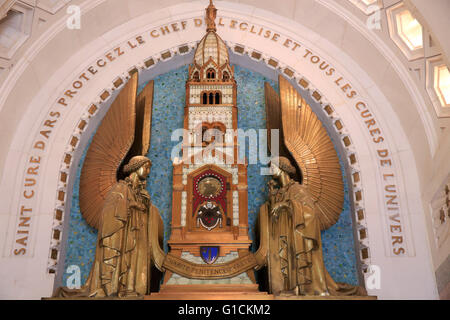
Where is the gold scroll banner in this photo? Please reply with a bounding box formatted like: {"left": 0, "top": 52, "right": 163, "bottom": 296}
{"left": 162, "top": 252, "right": 258, "bottom": 280}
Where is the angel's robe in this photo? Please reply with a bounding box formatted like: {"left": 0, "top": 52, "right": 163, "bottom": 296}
{"left": 263, "top": 180, "right": 366, "bottom": 296}
{"left": 56, "top": 179, "right": 161, "bottom": 298}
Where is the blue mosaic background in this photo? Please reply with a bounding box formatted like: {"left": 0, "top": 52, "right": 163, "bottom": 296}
{"left": 62, "top": 65, "right": 359, "bottom": 286}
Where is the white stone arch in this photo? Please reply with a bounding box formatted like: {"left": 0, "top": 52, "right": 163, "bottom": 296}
{"left": 0, "top": 0, "right": 439, "bottom": 299}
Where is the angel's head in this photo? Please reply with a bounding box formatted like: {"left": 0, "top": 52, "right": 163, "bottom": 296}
{"left": 124, "top": 156, "right": 152, "bottom": 180}
{"left": 270, "top": 156, "right": 297, "bottom": 179}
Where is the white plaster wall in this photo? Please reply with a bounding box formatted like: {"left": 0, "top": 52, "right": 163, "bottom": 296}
{"left": 0, "top": 0, "right": 445, "bottom": 299}
{"left": 404, "top": 0, "right": 450, "bottom": 272}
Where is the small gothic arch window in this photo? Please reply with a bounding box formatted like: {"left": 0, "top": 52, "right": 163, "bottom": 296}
{"left": 202, "top": 92, "right": 208, "bottom": 104}
{"left": 209, "top": 92, "right": 214, "bottom": 104}
{"left": 223, "top": 71, "right": 229, "bottom": 81}
{"left": 215, "top": 92, "right": 221, "bottom": 104}
{"left": 206, "top": 68, "right": 216, "bottom": 79}
{"left": 193, "top": 71, "right": 200, "bottom": 81}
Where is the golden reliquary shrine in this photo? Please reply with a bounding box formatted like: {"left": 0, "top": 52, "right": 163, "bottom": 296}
{"left": 52, "top": 1, "right": 371, "bottom": 300}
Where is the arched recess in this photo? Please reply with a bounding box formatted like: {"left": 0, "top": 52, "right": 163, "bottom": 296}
{"left": 0, "top": 1, "right": 438, "bottom": 299}
{"left": 48, "top": 46, "right": 370, "bottom": 293}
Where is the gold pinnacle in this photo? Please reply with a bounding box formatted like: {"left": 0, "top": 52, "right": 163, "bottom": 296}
{"left": 206, "top": 0, "right": 217, "bottom": 32}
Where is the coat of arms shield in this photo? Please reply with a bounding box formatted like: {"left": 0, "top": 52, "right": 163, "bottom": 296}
{"left": 200, "top": 246, "right": 219, "bottom": 264}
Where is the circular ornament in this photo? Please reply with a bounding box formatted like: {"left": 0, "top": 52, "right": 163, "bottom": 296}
{"left": 197, "top": 176, "right": 222, "bottom": 198}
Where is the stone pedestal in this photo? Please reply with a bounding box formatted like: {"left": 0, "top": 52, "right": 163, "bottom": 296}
{"left": 146, "top": 284, "right": 272, "bottom": 300}
{"left": 144, "top": 284, "right": 377, "bottom": 300}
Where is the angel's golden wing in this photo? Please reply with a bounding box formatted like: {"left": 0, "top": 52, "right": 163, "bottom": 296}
{"left": 79, "top": 74, "right": 138, "bottom": 230}
{"left": 265, "top": 82, "right": 299, "bottom": 181}
{"left": 120, "top": 80, "right": 154, "bottom": 177}
{"left": 268, "top": 76, "right": 344, "bottom": 231}
{"left": 135, "top": 81, "right": 154, "bottom": 156}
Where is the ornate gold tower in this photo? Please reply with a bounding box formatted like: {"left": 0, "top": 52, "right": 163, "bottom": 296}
{"left": 168, "top": 0, "right": 252, "bottom": 269}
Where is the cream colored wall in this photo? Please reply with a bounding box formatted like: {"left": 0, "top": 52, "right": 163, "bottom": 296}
{"left": 405, "top": 0, "right": 450, "bottom": 273}
{"left": 0, "top": 0, "right": 447, "bottom": 299}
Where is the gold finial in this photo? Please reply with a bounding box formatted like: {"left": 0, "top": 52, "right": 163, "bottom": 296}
{"left": 206, "top": 0, "right": 217, "bottom": 32}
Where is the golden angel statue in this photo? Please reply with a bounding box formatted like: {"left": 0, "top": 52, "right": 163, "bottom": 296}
{"left": 261, "top": 76, "right": 367, "bottom": 296}
{"left": 56, "top": 73, "right": 165, "bottom": 298}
